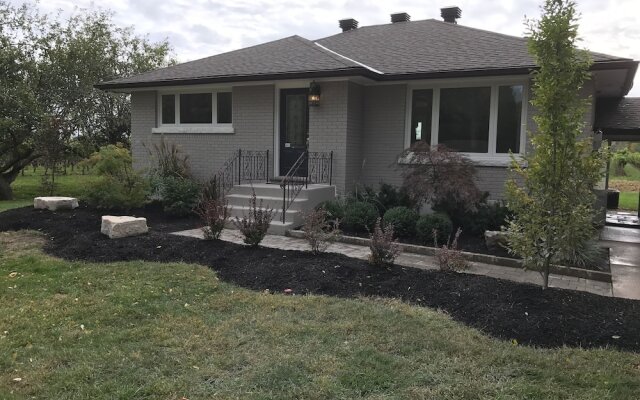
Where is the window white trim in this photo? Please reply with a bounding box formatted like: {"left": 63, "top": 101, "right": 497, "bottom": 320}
{"left": 156, "top": 89, "right": 233, "bottom": 132}
{"left": 404, "top": 78, "right": 529, "bottom": 162}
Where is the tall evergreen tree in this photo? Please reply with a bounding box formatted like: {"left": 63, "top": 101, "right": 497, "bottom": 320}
{"left": 505, "top": 0, "right": 607, "bottom": 288}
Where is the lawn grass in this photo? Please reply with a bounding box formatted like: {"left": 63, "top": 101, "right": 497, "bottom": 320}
{"left": 1, "top": 231, "right": 639, "bottom": 399}
{"left": 0, "top": 168, "right": 97, "bottom": 213}
{"left": 619, "top": 192, "right": 640, "bottom": 211}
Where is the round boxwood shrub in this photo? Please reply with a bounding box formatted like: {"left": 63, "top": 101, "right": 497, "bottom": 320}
{"left": 317, "top": 200, "right": 345, "bottom": 222}
{"left": 342, "top": 201, "right": 378, "bottom": 233}
{"left": 382, "top": 206, "right": 418, "bottom": 238}
{"left": 416, "top": 213, "right": 453, "bottom": 245}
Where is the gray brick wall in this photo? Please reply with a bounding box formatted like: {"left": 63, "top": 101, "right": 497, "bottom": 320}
{"left": 129, "top": 78, "right": 597, "bottom": 200}
{"left": 308, "top": 81, "right": 349, "bottom": 194}
{"left": 357, "top": 83, "right": 516, "bottom": 200}
{"left": 360, "top": 84, "right": 407, "bottom": 188}
{"left": 130, "top": 85, "right": 275, "bottom": 181}
{"left": 345, "top": 82, "right": 364, "bottom": 193}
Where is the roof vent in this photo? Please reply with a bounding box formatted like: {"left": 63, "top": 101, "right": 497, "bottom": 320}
{"left": 441, "top": 6, "right": 461, "bottom": 23}
{"left": 339, "top": 18, "right": 358, "bottom": 32}
{"left": 391, "top": 12, "right": 410, "bottom": 23}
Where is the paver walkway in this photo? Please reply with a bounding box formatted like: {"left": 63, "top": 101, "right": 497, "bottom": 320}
{"left": 172, "top": 228, "right": 614, "bottom": 297}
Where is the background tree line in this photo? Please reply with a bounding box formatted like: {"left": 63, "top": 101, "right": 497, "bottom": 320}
{"left": 0, "top": 1, "right": 175, "bottom": 199}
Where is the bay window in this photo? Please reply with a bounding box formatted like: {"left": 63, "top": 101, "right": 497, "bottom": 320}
{"left": 407, "top": 81, "right": 526, "bottom": 160}
{"left": 155, "top": 90, "right": 233, "bottom": 133}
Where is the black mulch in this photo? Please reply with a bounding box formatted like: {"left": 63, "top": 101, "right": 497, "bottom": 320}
{"left": 1, "top": 205, "right": 638, "bottom": 352}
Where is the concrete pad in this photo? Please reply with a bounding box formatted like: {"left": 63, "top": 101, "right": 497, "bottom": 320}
{"left": 611, "top": 263, "right": 640, "bottom": 300}
{"left": 101, "top": 216, "right": 148, "bottom": 239}
{"left": 34, "top": 197, "right": 79, "bottom": 211}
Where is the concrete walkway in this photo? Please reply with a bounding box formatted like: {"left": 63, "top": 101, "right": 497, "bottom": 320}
{"left": 172, "top": 228, "right": 615, "bottom": 298}
{"left": 601, "top": 226, "right": 640, "bottom": 300}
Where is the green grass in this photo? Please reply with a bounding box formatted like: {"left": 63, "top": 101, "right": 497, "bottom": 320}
{"left": 619, "top": 192, "right": 640, "bottom": 211}
{"left": 1, "top": 231, "right": 639, "bottom": 399}
{"left": 0, "top": 168, "right": 97, "bottom": 213}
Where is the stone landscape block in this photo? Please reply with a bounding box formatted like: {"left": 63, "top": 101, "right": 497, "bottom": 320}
{"left": 101, "top": 216, "right": 148, "bottom": 239}
{"left": 33, "top": 197, "right": 79, "bottom": 211}
{"left": 484, "top": 230, "right": 509, "bottom": 251}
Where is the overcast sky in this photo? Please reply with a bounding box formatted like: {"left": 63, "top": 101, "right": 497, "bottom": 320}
{"left": 14, "top": 0, "right": 640, "bottom": 95}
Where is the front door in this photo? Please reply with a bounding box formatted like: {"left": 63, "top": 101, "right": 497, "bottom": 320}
{"left": 279, "top": 88, "right": 309, "bottom": 177}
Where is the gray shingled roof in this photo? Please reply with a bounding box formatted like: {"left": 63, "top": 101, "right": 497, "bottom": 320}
{"left": 96, "top": 19, "right": 635, "bottom": 90}
{"left": 316, "top": 19, "right": 628, "bottom": 76}
{"left": 98, "top": 36, "right": 366, "bottom": 88}
{"left": 595, "top": 97, "right": 640, "bottom": 132}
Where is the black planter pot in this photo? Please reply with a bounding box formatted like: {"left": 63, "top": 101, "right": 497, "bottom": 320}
{"left": 607, "top": 189, "right": 620, "bottom": 209}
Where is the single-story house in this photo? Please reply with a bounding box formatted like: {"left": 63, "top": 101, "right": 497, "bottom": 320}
{"left": 96, "top": 7, "right": 638, "bottom": 230}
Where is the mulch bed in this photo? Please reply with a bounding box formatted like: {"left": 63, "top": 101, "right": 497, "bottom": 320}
{"left": 1, "top": 205, "right": 639, "bottom": 352}
{"left": 342, "top": 229, "right": 514, "bottom": 259}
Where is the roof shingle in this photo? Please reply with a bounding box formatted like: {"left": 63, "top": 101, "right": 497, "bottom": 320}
{"left": 595, "top": 97, "right": 640, "bottom": 132}
{"left": 96, "top": 19, "right": 635, "bottom": 90}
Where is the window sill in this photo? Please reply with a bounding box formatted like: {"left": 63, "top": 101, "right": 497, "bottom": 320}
{"left": 398, "top": 152, "right": 527, "bottom": 167}
{"left": 152, "top": 126, "right": 234, "bottom": 134}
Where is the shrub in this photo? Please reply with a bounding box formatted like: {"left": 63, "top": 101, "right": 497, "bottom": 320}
{"left": 302, "top": 208, "right": 341, "bottom": 254}
{"left": 416, "top": 213, "right": 453, "bottom": 245}
{"left": 342, "top": 201, "right": 378, "bottom": 233}
{"left": 156, "top": 176, "right": 201, "bottom": 217}
{"left": 433, "top": 193, "right": 512, "bottom": 237}
{"left": 82, "top": 144, "right": 150, "bottom": 209}
{"left": 195, "top": 197, "right": 229, "bottom": 240}
{"left": 83, "top": 175, "right": 149, "bottom": 209}
{"left": 434, "top": 227, "right": 468, "bottom": 271}
{"left": 317, "top": 200, "right": 345, "bottom": 222}
{"left": 382, "top": 207, "right": 418, "bottom": 238}
{"left": 401, "top": 142, "right": 482, "bottom": 210}
{"left": 233, "top": 192, "right": 274, "bottom": 246}
{"left": 147, "top": 137, "right": 191, "bottom": 179}
{"left": 376, "top": 183, "right": 417, "bottom": 212}
{"left": 368, "top": 218, "right": 400, "bottom": 266}
{"left": 351, "top": 183, "right": 417, "bottom": 216}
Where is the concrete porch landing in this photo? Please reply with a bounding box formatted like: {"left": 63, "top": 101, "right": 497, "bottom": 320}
{"left": 600, "top": 226, "right": 640, "bottom": 300}
{"left": 225, "top": 183, "right": 335, "bottom": 235}
{"left": 172, "top": 228, "right": 616, "bottom": 298}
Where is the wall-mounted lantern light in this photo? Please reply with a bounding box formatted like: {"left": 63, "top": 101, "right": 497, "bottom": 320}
{"left": 308, "top": 81, "right": 321, "bottom": 106}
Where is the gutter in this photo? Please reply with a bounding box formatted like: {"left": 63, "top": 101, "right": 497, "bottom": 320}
{"left": 95, "top": 59, "right": 638, "bottom": 91}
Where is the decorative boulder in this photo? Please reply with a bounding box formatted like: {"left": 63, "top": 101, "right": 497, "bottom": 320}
{"left": 34, "top": 197, "right": 79, "bottom": 211}
{"left": 484, "top": 230, "right": 509, "bottom": 252}
{"left": 101, "top": 216, "right": 148, "bottom": 239}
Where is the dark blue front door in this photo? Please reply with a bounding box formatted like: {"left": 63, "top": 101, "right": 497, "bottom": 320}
{"left": 279, "top": 88, "right": 308, "bottom": 176}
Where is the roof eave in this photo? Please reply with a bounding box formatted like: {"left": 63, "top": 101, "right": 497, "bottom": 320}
{"left": 94, "top": 67, "right": 375, "bottom": 91}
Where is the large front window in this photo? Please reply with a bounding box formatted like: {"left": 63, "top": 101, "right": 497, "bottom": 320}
{"left": 158, "top": 91, "right": 232, "bottom": 127}
{"left": 408, "top": 83, "right": 526, "bottom": 157}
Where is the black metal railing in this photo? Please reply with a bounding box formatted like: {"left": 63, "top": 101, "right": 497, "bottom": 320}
{"left": 280, "top": 152, "right": 308, "bottom": 223}
{"left": 280, "top": 150, "right": 333, "bottom": 223}
{"left": 215, "top": 149, "right": 269, "bottom": 195}
{"left": 308, "top": 151, "right": 333, "bottom": 186}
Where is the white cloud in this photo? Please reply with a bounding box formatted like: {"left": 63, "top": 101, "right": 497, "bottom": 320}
{"left": 10, "top": 0, "right": 640, "bottom": 95}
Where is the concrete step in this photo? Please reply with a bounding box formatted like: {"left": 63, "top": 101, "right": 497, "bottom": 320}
{"left": 226, "top": 193, "right": 308, "bottom": 211}
{"left": 227, "top": 204, "right": 303, "bottom": 226}
{"left": 224, "top": 183, "right": 336, "bottom": 235}
{"left": 224, "top": 215, "right": 297, "bottom": 235}
{"left": 229, "top": 183, "right": 335, "bottom": 200}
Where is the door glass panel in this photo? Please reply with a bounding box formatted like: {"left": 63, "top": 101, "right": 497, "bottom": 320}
{"left": 438, "top": 87, "right": 491, "bottom": 153}
{"left": 285, "top": 94, "right": 307, "bottom": 147}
